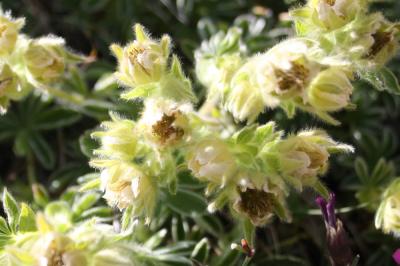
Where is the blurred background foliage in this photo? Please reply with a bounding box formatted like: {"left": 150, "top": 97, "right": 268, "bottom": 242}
{"left": 0, "top": 0, "right": 400, "bottom": 265}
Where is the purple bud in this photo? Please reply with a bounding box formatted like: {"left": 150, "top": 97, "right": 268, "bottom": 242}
{"left": 327, "top": 193, "right": 337, "bottom": 228}
{"left": 316, "top": 193, "right": 354, "bottom": 266}
{"left": 316, "top": 196, "right": 329, "bottom": 224}
{"left": 393, "top": 249, "right": 400, "bottom": 265}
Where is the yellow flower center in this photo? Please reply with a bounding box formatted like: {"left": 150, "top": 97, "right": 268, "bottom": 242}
{"left": 127, "top": 45, "right": 150, "bottom": 75}
{"left": 274, "top": 61, "right": 309, "bottom": 93}
{"left": 152, "top": 112, "right": 184, "bottom": 144}
{"left": 47, "top": 240, "right": 65, "bottom": 266}
{"left": 325, "top": 0, "right": 336, "bottom": 6}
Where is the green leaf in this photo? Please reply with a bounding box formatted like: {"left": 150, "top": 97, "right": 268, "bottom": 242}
{"left": 32, "top": 184, "right": 50, "bottom": 207}
{"left": 164, "top": 188, "right": 207, "bottom": 216}
{"left": 154, "top": 256, "right": 192, "bottom": 266}
{"left": 235, "top": 125, "right": 256, "bottom": 144}
{"left": 18, "top": 203, "right": 37, "bottom": 232}
{"left": 44, "top": 201, "right": 72, "bottom": 232}
{"left": 93, "top": 73, "right": 118, "bottom": 95}
{"left": 214, "top": 247, "right": 240, "bottom": 266}
{"left": 354, "top": 157, "right": 369, "bottom": 184}
{"left": 144, "top": 229, "right": 167, "bottom": 249}
{"left": 359, "top": 67, "right": 400, "bottom": 95}
{"left": 0, "top": 217, "right": 11, "bottom": 235}
{"left": 192, "top": 215, "right": 224, "bottom": 237}
{"left": 14, "top": 131, "right": 30, "bottom": 157}
{"left": 72, "top": 192, "right": 100, "bottom": 216}
{"left": 243, "top": 218, "right": 255, "bottom": 246}
{"left": 80, "top": 206, "right": 113, "bottom": 220}
{"left": 28, "top": 132, "right": 55, "bottom": 170}
{"left": 34, "top": 108, "right": 81, "bottom": 130}
{"left": 121, "top": 205, "right": 134, "bottom": 232}
{"left": 121, "top": 83, "right": 158, "bottom": 100}
{"left": 2, "top": 188, "right": 20, "bottom": 232}
{"left": 191, "top": 238, "right": 210, "bottom": 263}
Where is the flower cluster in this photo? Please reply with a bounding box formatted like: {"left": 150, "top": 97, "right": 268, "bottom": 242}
{"left": 0, "top": 190, "right": 144, "bottom": 266}
{"left": 196, "top": 0, "right": 399, "bottom": 124}
{"left": 89, "top": 24, "right": 353, "bottom": 225}
{"left": 188, "top": 125, "right": 352, "bottom": 225}
{"left": 0, "top": 8, "right": 85, "bottom": 113}
{"left": 89, "top": 25, "right": 197, "bottom": 222}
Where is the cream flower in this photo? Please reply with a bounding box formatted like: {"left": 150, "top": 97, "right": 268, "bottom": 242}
{"left": 31, "top": 233, "right": 87, "bottom": 266}
{"left": 0, "top": 9, "right": 24, "bottom": 56}
{"left": 24, "top": 37, "right": 66, "bottom": 83}
{"left": 139, "top": 98, "right": 192, "bottom": 147}
{"left": 187, "top": 138, "right": 237, "bottom": 185}
{"left": 277, "top": 130, "right": 333, "bottom": 187}
{"left": 94, "top": 161, "right": 157, "bottom": 219}
{"left": 0, "top": 63, "right": 23, "bottom": 113}
{"left": 375, "top": 179, "right": 400, "bottom": 236}
{"left": 307, "top": 67, "right": 353, "bottom": 112}
{"left": 91, "top": 114, "right": 138, "bottom": 161}
{"left": 110, "top": 24, "right": 170, "bottom": 88}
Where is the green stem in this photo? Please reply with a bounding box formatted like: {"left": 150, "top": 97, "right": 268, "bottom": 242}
{"left": 300, "top": 203, "right": 367, "bottom": 216}
{"left": 45, "top": 86, "right": 84, "bottom": 105}
{"left": 242, "top": 257, "right": 252, "bottom": 266}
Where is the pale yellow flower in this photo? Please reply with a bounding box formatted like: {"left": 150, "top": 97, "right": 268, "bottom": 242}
{"left": 187, "top": 138, "right": 237, "bottom": 185}
{"left": 110, "top": 24, "right": 170, "bottom": 88}
{"left": 0, "top": 9, "right": 24, "bottom": 56}
{"left": 24, "top": 37, "right": 66, "bottom": 83}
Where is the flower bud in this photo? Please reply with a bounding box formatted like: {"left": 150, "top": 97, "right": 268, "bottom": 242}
{"left": 0, "top": 9, "right": 24, "bottom": 56}
{"left": 0, "top": 63, "right": 23, "bottom": 113}
{"left": 226, "top": 39, "right": 323, "bottom": 122}
{"left": 187, "top": 138, "right": 237, "bottom": 185}
{"left": 24, "top": 37, "right": 66, "bottom": 83}
{"left": 375, "top": 179, "right": 400, "bottom": 236}
{"left": 277, "top": 131, "right": 330, "bottom": 187}
{"left": 110, "top": 24, "right": 170, "bottom": 88}
{"left": 316, "top": 193, "right": 354, "bottom": 266}
{"left": 91, "top": 114, "right": 138, "bottom": 161}
{"left": 307, "top": 67, "right": 353, "bottom": 112}
{"left": 225, "top": 62, "right": 268, "bottom": 122}
{"left": 139, "top": 98, "right": 191, "bottom": 147}
{"left": 276, "top": 130, "right": 353, "bottom": 189}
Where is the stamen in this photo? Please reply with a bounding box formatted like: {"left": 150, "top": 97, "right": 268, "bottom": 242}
{"left": 274, "top": 61, "right": 309, "bottom": 93}
{"left": 48, "top": 240, "right": 65, "bottom": 266}
{"left": 325, "top": 0, "right": 336, "bottom": 6}
{"left": 237, "top": 187, "right": 274, "bottom": 221}
{"left": 128, "top": 46, "right": 150, "bottom": 75}
{"left": 152, "top": 112, "right": 184, "bottom": 144}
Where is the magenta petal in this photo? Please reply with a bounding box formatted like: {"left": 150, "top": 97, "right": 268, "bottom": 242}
{"left": 393, "top": 249, "right": 400, "bottom": 264}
